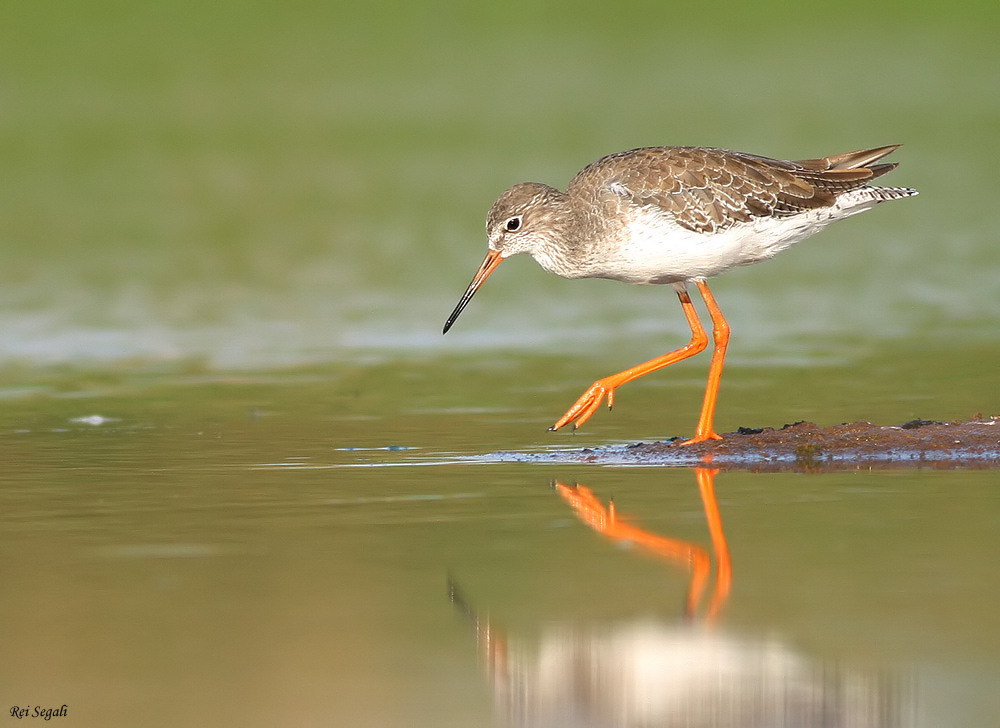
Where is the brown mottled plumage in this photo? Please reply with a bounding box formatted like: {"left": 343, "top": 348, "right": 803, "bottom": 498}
{"left": 575, "top": 145, "right": 903, "bottom": 234}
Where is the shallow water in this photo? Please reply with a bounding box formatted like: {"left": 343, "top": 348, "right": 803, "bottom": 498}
{"left": 2, "top": 1, "right": 999, "bottom": 726}
{"left": 1, "top": 363, "right": 998, "bottom": 727}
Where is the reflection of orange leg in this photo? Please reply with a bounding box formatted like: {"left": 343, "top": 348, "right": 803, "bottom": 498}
{"left": 696, "top": 468, "right": 731, "bottom": 619}
{"left": 555, "top": 468, "right": 731, "bottom": 621}
{"left": 549, "top": 286, "right": 708, "bottom": 432}
{"left": 680, "top": 281, "right": 730, "bottom": 445}
{"left": 555, "top": 482, "right": 712, "bottom": 618}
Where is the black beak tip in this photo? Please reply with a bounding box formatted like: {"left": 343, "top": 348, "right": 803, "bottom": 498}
{"left": 442, "top": 300, "right": 469, "bottom": 335}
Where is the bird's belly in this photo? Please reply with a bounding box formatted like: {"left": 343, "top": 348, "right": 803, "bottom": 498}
{"left": 592, "top": 208, "right": 839, "bottom": 285}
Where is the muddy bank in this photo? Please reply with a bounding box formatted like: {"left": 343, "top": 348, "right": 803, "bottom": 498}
{"left": 488, "top": 417, "right": 1000, "bottom": 471}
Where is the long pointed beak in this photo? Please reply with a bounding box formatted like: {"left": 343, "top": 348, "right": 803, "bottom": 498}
{"left": 443, "top": 249, "right": 504, "bottom": 334}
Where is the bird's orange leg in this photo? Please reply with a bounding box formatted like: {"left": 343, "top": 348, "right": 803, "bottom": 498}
{"left": 549, "top": 287, "right": 709, "bottom": 431}
{"left": 679, "top": 280, "right": 730, "bottom": 445}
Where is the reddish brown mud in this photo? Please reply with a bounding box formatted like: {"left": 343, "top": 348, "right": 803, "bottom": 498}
{"left": 488, "top": 417, "right": 1000, "bottom": 471}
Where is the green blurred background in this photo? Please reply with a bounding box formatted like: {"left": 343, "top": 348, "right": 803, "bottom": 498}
{"left": 1, "top": 0, "right": 998, "bottom": 372}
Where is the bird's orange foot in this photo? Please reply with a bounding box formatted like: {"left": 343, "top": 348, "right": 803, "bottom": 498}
{"left": 678, "top": 431, "right": 723, "bottom": 446}
{"left": 548, "top": 378, "right": 618, "bottom": 431}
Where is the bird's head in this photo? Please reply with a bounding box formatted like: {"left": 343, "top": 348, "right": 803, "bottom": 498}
{"left": 444, "top": 183, "right": 569, "bottom": 334}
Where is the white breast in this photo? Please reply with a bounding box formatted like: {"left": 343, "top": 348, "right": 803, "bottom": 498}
{"left": 591, "top": 191, "right": 884, "bottom": 285}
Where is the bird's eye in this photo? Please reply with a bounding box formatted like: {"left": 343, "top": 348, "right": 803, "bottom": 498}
{"left": 504, "top": 216, "right": 522, "bottom": 232}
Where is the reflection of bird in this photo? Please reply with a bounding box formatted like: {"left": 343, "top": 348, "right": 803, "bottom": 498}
{"left": 499, "top": 622, "right": 909, "bottom": 728}
{"left": 448, "top": 469, "right": 911, "bottom": 727}
{"left": 444, "top": 146, "right": 916, "bottom": 442}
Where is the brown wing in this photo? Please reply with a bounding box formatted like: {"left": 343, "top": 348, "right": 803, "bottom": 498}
{"left": 569, "top": 145, "right": 901, "bottom": 234}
